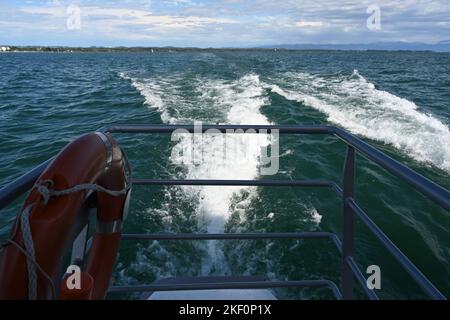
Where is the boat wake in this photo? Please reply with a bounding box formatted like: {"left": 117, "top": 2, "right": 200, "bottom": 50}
{"left": 118, "top": 68, "right": 449, "bottom": 297}
{"left": 120, "top": 72, "right": 274, "bottom": 275}
{"left": 267, "top": 70, "right": 450, "bottom": 173}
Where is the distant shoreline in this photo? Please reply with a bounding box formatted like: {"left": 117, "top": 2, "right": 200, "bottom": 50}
{"left": 1, "top": 46, "right": 449, "bottom": 53}
{"left": 3, "top": 39, "right": 450, "bottom": 53}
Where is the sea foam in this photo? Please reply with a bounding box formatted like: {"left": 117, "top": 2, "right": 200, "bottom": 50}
{"left": 122, "top": 72, "right": 274, "bottom": 274}
{"left": 268, "top": 70, "right": 450, "bottom": 173}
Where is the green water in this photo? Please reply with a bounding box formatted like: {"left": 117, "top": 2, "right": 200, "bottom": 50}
{"left": 0, "top": 51, "right": 449, "bottom": 299}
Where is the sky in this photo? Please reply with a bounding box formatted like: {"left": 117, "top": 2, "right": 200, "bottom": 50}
{"left": 0, "top": 0, "right": 449, "bottom": 47}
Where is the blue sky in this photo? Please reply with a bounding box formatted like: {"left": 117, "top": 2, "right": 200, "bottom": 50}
{"left": 1, "top": 0, "right": 449, "bottom": 47}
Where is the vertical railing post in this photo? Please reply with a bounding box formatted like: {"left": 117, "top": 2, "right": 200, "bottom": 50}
{"left": 342, "top": 146, "right": 355, "bottom": 299}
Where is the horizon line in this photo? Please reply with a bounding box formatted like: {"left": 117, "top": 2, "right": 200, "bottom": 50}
{"left": 2, "top": 40, "right": 450, "bottom": 49}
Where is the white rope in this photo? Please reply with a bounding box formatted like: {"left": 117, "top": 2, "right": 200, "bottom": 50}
{"left": 20, "top": 204, "right": 37, "bottom": 300}
{"left": 6, "top": 238, "right": 56, "bottom": 299}
{"left": 10, "top": 179, "right": 130, "bottom": 299}
{"left": 3, "top": 203, "right": 56, "bottom": 299}
{"left": 36, "top": 179, "right": 130, "bottom": 205}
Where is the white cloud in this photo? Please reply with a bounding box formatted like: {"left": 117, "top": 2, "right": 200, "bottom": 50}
{"left": 1, "top": 0, "right": 449, "bottom": 46}
{"left": 20, "top": 5, "right": 236, "bottom": 30}
{"left": 294, "top": 21, "right": 330, "bottom": 28}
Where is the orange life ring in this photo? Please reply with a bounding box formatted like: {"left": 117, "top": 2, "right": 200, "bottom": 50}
{"left": 0, "top": 132, "right": 129, "bottom": 300}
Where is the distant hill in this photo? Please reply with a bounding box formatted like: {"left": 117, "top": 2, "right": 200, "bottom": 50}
{"left": 259, "top": 42, "right": 450, "bottom": 52}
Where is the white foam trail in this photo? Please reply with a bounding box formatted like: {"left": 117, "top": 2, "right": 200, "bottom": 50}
{"left": 268, "top": 70, "right": 450, "bottom": 173}
{"left": 180, "top": 74, "right": 270, "bottom": 228}
{"left": 125, "top": 73, "right": 271, "bottom": 231}
{"left": 123, "top": 72, "right": 272, "bottom": 273}
{"left": 171, "top": 75, "right": 272, "bottom": 273}
{"left": 119, "top": 72, "right": 172, "bottom": 123}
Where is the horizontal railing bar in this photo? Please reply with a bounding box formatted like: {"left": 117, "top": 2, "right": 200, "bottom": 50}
{"left": 0, "top": 159, "right": 52, "bottom": 210}
{"left": 334, "top": 128, "right": 450, "bottom": 212}
{"left": 122, "top": 231, "right": 332, "bottom": 240}
{"left": 109, "top": 280, "right": 342, "bottom": 300}
{"left": 347, "top": 198, "right": 446, "bottom": 300}
{"left": 345, "top": 256, "right": 379, "bottom": 300}
{"left": 100, "top": 124, "right": 335, "bottom": 134}
{"left": 132, "top": 178, "right": 340, "bottom": 189}
{"left": 122, "top": 232, "right": 343, "bottom": 255}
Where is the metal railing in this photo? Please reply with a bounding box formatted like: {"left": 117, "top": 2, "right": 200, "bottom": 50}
{"left": 0, "top": 124, "right": 449, "bottom": 300}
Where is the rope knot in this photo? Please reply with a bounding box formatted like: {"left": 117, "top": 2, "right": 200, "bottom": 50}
{"left": 35, "top": 179, "right": 54, "bottom": 205}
